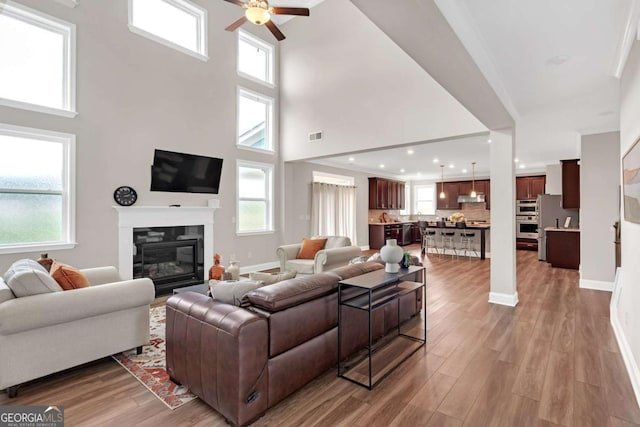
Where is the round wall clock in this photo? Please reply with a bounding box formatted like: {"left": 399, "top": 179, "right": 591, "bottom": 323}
{"left": 113, "top": 186, "right": 138, "bottom": 206}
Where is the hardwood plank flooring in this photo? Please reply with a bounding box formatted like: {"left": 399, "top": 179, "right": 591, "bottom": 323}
{"left": 1, "top": 248, "right": 638, "bottom": 426}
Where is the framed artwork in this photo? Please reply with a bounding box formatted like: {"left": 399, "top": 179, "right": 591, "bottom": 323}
{"left": 623, "top": 136, "right": 640, "bottom": 224}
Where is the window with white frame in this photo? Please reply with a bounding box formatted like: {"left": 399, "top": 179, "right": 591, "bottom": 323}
{"left": 0, "top": 124, "right": 76, "bottom": 253}
{"left": 129, "top": 0, "right": 208, "bottom": 61}
{"left": 414, "top": 184, "right": 436, "bottom": 215}
{"left": 237, "top": 88, "right": 273, "bottom": 152}
{"left": 238, "top": 30, "right": 274, "bottom": 86}
{"left": 0, "top": 1, "right": 76, "bottom": 116}
{"left": 237, "top": 161, "right": 273, "bottom": 234}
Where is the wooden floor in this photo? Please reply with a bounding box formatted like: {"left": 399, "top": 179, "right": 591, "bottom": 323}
{"left": 2, "top": 247, "right": 639, "bottom": 426}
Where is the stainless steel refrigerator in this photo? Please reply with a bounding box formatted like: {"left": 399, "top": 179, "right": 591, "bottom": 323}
{"left": 536, "top": 194, "right": 579, "bottom": 261}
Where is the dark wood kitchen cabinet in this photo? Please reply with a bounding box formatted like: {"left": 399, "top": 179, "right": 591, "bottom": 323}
{"left": 369, "top": 178, "right": 405, "bottom": 210}
{"left": 369, "top": 223, "right": 413, "bottom": 249}
{"left": 436, "top": 182, "right": 460, "bottom": 210}
{"left": 516, "top": 176, "right": 546, "bottom": 200}
{"left": 546, "top": 229, "right": 580, "bottom": 269}
{"left": 561, "top": 159, "right": 580, "bottom": 209}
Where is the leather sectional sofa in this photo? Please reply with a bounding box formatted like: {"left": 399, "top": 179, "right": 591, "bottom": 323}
{"left": 165, "top": 262, "right": 423, "bottom": 426}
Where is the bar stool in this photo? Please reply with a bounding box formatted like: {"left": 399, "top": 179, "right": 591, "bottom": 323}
{"left": 418, "top": 221, "right": 437, "bottom": 255}
{"left": 437, "top": 220, "right": 456, "bottom": 258}
{"left": 456, "top": 221, "right": 477, "bottom": 260}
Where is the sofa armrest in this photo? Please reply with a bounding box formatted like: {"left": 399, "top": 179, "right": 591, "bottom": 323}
{"left": 314, "top": 246, "right": 362, "bottom": 273}
{"left": 166, "top": 292, "right": 268, "bottom": 426}
{"left": 0, "top": 278, "right": 155, "bottom": 335}
{"left": 80, "top": 266, "right": 122, "bottom": 286}
{"left": 276, "top": 244, "right": 301, "bottom": 272}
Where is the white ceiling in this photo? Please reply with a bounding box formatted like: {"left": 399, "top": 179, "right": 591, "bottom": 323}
{"left": 311, "top": 0, "right": 629, "bottom": 181}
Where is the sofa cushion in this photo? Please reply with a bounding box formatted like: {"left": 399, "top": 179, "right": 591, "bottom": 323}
{"left": 3, "top": 259, "right": 62, "bottom": 297}
{"left": 0, "top": 278, "right": 15, "bottom": 304}
{"left": 50, "top": 261, "right": 91, "bottom": 290}
{"left": 247, "top": 272, "right": 339, "bottom": 312}
{"left": 296, "top": 238, "right": 327, "bottom": 259}
{"left": 249, "top": 270, "right": 297, "bottom": 285}
{"left": 284, "top": 259, "right": 315, "bottom": 275}
{"left": 328, "top": 262, "right": 385, "bottom": 281}
{"left": 323, "top": 236, "right": 351, "bottom": 249}
{"left": 210, "top": 280, "right": 265, "bottom": 306}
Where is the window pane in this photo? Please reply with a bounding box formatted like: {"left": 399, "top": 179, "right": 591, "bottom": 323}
{"left": 239, "top": 38, "right": 268, "bottom": 82}
{"left": 238, "top": 94, "right": 269, "bottom": 149}
{"left": 416, "top": 186, "right": 434, "bottom": 201}
{"left": 238, "top": 200, "right": 266, "bottom": 232}
{"left": 0, "top": 135, "right": 63, "bottom": 191}
{"left": 238, "top": 166, "right": 266, "bottom": 198}
{"left": 0, "top": 13, "right": 65, "bottom": 109}
{"left": 0, "top": 193, "right": 62, "bottom": 244}
{"left": 416, "top": 201, "right": 434, "bottom": 214}
{"left": 132, "top": 0, "right": 200, "bottom": 53}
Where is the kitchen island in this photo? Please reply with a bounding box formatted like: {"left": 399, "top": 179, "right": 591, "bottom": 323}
{"left": 423, "top": 222, "right": 491, "bottom": 260}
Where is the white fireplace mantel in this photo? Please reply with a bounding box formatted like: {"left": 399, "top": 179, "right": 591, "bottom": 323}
{"left": 114, "top": 206, "right": 217, "bottom": 280}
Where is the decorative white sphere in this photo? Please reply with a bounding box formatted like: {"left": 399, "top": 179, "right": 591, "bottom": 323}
{"left": 380, "top": 239, "right": 403, "bottom": 273}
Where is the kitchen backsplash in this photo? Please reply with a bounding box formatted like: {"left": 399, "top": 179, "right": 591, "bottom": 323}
{"left": 369, "top": 203, "right": 490, "bottom": 223}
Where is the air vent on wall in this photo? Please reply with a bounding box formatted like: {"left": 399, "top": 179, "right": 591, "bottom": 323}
{"left": 308, "top": 131, "right": 323, "bottom": 142}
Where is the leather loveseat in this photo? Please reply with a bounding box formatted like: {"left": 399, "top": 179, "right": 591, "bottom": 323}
{"left": 165, "top": 262, "right": 423, "bottom": 426}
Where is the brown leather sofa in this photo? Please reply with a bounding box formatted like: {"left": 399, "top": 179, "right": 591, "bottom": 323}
{"left": 165, "top": 262, "right": 422, "bottom": 426}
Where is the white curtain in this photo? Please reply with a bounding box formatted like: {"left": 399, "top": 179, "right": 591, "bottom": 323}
{"left": 311, "top": 182, "right": 358, "bottom": 245}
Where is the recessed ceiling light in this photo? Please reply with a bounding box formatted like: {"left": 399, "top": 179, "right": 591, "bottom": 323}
{"left": 379, "top": 164, "right": 385, "bottom": 169}
{"left": 433, "top": 158, "right": 439, "bottom": 163}
{"left": 514, "top": 158, "right": 519, "bottom": 163}
{"left": 546, "top": 55, "right": 570, "bottom": 66}
{"left": 449, "top": 164, "right": 455, "bottom": 169}
{"left": 487, "top": 139, "right": 492, "bottom": 143}
{"left": 519, "top": 164, "right": 525, "bottom": 169}
{"left": 462, "top": 169, "right": 468, "bottom": 173}
{"left": 407, "top": 149, "right": 414, "bottom": 155}
{"left": 400, "top": 168, "right": 405, "bottom": 173}
{"left": 348, "top": 157, "right": 355, "bottom": 162}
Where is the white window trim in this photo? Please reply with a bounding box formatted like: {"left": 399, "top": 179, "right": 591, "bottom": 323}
{"left": 128, "top": 0, "right": 209, "bottom": 62}
{"left": 414, "top": 183, "right": 436, "bottom": 215}
{"left": 237, "top": 86, "right": 275, "bottom": 154}
{"left": 0, "top": 1, "right": 77, "bottom": 117}
{"left": 312, "top": 171, "right": 355, "bottom": 186}
{"left": 236, "top": 160, "right": 274, "bottom": 235}
{"left": 237, "top": 29, "right": 275, "bottom": 88}
{"left": 0, "top": 123, "right": 77, "bottom": 254}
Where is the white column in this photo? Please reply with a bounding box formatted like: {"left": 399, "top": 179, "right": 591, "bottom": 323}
{"left": 489, "top": 129, "right": 518, "bottom": 306}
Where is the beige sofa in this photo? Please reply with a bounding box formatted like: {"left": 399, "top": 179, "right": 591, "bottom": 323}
{"left": 0, "top": 264, "right": 155, "bottom": 397}
{"left": 276, "top": 236, "right": 361, "bottom": 275}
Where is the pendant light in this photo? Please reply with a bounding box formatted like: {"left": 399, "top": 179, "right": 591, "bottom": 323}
{"left": 439, "top": 165, "right": 446, "bottom": 199}
{"left": 470, "top": 162, "right": 477, "bottom": 198}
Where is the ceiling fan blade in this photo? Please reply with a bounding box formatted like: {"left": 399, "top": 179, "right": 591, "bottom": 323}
{"left": 271, "top": 7, "right": 310, "bottom": 16}
{"left": 225, "top": 16, "right": 248, "bottom": 32}
{"left": 224, "top": 0, "right": 246, "bottom": 7}
{"left": 265, "top": 21, "right": 285, "bottom": 41}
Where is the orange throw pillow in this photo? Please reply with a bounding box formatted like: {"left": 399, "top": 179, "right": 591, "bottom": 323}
{"left": 50, "top": 261, "right": 90, "bottom": 290}
{"left": 296, "top": 238, "right": 327, "bottom": 259}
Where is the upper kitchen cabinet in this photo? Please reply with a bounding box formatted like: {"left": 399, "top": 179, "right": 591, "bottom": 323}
{"left": 369, "top": 177, "right": 405, "bottom": 210}
{"left": 516, "top": 176, "right": 546, "bottom": 200}
{"left": 561, "top": 159, "right": 580, "bottom": 209}
{"left": 437, "top": 182, "right": 460, "bottom": 210}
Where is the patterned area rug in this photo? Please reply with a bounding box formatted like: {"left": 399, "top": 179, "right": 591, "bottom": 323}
{"left": 112, "top": 306, "right": 197, "bottom": 409}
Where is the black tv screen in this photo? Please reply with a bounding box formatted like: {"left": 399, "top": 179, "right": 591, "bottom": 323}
{"left": 150, "top": 149, "right": 223, "bottom": 194}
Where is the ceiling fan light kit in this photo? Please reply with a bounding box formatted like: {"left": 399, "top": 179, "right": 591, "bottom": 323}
{"left": 223, "top": 0, "right": 310, "bottom": 41}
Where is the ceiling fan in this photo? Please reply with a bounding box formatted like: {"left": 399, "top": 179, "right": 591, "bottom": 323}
{"left": 223, "top": 0, "right": 310, "bottom": 41}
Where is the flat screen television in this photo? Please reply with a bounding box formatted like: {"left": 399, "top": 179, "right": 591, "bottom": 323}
{"left": 150, "top": 149, "right": 223, "bottom": 194}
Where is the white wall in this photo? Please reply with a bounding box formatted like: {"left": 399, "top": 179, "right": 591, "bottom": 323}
{"left": 284, "top": 161, "right": 371, "bottom": 247}
{"left": 545, "top": 164, "right": 562, "bottom": 195}
{"left": 580, "top": 132, "right": 620, "bottom": 287}
{"left": 0, "top": 1, "right": 283, "bottom": 272}
{"left": 279, "top": 0, "right": 487, "bottom": 162}
{"left": 617, "top": 38, "right": 640, "bottom": 404}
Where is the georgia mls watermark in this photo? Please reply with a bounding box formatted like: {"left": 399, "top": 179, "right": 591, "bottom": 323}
{"left": 0, "top": 406, "right": 64, "bottom": 427}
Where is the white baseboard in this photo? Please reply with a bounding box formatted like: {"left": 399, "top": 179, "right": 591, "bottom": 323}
{"left": 360, "top": 245, "right": 370, "bottom": 251}
{"left": 240, "top": 261, "right": 279, "bottom": 274}
{"left": 488, "top": 291, "right": 519, "bottom": 307}
{"left": 579, "top": 278, "right": 614, "bottom": 292}
{"left": 610, "top": 304, "right": 640, "bottom": 409}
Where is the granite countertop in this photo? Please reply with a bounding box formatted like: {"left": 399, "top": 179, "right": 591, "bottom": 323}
{"left": 369, "top": 221, "right": 417, "bottom": 225}
{"left": 544, "top": 227, "right": 580, "bottom": 232}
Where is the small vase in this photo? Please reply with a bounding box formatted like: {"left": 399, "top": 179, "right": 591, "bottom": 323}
{"left": 380, "top": 239, "right": 403, "bottom": 273}
{"left": 400, "top": 252, "right": 411, "bottom": 269}
{"left": 37, "top": 253, "right": 53, "bottom": 272}
{"left": 209, "top": 254, "right": 225, "bottom": 280}
{"left": 227, "top": 261, "right": 240, "bottom": 281}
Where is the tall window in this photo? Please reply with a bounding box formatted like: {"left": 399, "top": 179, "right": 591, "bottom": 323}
{"left": 414, "top": 184, "right": 436, "bottom": 215}
{"left": 238, "top": 30, "right": 274, "bottom": 86}
{"left": 237, "top": 161, "right": 273, "bottom": 234}
{"left": 0, "top": 123, "right": 76, "bottom": 253}
{"left": 128, "top": 0, "right": 208, "bottom": 61}
{"left": 0, "top": 1, "right": 76, "bottom": 116}
{"left": 237, "top": 88, "right": 273, "bottom": 152}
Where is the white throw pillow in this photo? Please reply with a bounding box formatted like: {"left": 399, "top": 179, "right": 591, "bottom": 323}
{"left": 3, "top": 259, "right": 63, "bottom": 297}
{"left": 209, "top": 280, "right": 264, "bottom": 306}
{"left": 0, "top": 278, "right": 15, "bottom": 304}
{"left": 249, "top": 270, "right": 296, "bottom": 285}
